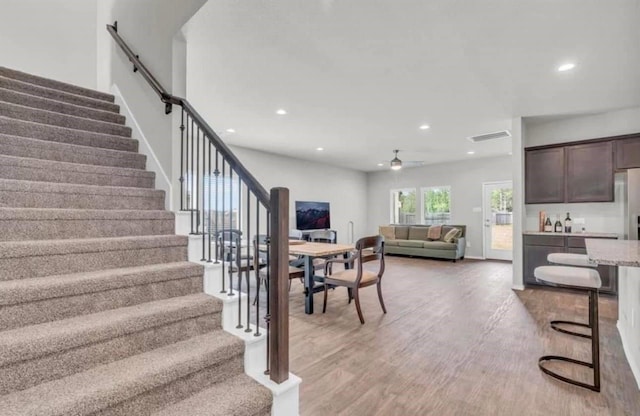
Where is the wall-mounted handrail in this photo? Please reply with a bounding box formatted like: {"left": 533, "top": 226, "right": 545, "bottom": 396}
{"left": 106, "top": 22, "right": 269, "bottom": 207}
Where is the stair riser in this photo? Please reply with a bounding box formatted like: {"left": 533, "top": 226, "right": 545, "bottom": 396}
{"left": 0, "top": 67, "right": 115, "bottom": 102}
{"left": 0, "top": 276, "right": 203, "bottom": 330}
{"left": 0, "top": 135, "right": 146, "bottom": 170}
{"left": 0, "top": 217, "right": 174, "bottom": 241}
{"left": 99, "top": 356, "right": 244, "bottom": 416}
{"left": 0, "top": 77, "right": 119, "bottom": 113}
{"left": 0, "top": 314, "right": 220, "bottom": 395}
{"left": 0, "top": 189, "right": 165, "bottom": 210}
{"left": 0, "top": 102, "right": 131, "bottom": 137}
{"left": 0, "top": 245, "right": 187, "bottom": 281}
{"left": 0, "top": 88, "right": 125, "bottom": 124}
{"left": 0, "top": 163, "right": 154, "bottom": 189}
{"left": 0, "top": 117, "right": 137, "bottom": 152}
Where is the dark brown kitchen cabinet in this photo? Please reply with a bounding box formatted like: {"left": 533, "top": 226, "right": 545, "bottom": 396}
{"left": 525, "top": 147, "right": 565, "bottom": 204}
{"left": 614, "top": 136, "right": 640, "bottom": 170}
{"left": 565, "top": 141, "right": 614, "bottom": 202}
{"left": 523, "top": 234, "right": 618, "bottom": 295}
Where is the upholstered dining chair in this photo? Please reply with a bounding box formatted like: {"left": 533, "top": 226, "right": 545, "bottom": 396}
{"left": 322, "top": 235, "right": 386, "bottom": 324}
{"left": 253, "top": 235, "right": 305, "bottom": 304}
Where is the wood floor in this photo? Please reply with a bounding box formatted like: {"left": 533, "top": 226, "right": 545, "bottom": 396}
{"left": 286, "top": 256, "right": 640, "bottom": 416}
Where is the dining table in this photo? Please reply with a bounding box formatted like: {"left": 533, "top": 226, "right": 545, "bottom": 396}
{"left": 289, "top": 241, "right": 355, "bottom": 314}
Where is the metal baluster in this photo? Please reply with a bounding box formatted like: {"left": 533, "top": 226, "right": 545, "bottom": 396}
{"left": 189, "top": 117, "right": 195, "bottom": 234}
{"left": 220, "top": 160, "right": 226, "bottom": 293}
{"left": 245, "top": 188, "right": 252, "bottom": 332}
{"left": 228, "top": 168, "right": 235, "bottom": 297}
{"left": 255, "top": 203, "right": 262, "bottom": 337}
{"left": 214, "top": 150, "right": 220, "bottom": 264}
{"left": 179, "top": 108, "right": 185, "bottom": 211}
{"left": 196, "top": 126, "right": 200, "bottom": 236}
{"left": 200, "top": 128, "right": 206, "bottom": 259}
{"left": 236, "top": 175, "right": 243, "bottom": 329}
{"left": 207, "top": 141, "right": 212, "bottom": 262}
{"left": 264, "top": 211, "right": 270, "bottom": 374}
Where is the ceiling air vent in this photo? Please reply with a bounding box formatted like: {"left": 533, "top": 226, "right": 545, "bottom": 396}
{"left": 467, "top": 130, "right": 511, "bottom": 143}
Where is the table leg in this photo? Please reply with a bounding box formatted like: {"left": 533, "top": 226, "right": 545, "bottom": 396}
{"left": 343, "top": 252, "right": 353, "bottom": 302}
{"left": 304, "top": 255, "right": 314, "bottom": 314}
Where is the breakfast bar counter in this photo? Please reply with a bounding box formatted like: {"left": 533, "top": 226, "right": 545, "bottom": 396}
{"left": 586, "top": 238, "right": 640, "bottom": 389}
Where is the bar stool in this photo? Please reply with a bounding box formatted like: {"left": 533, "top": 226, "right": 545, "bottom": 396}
{"left": 534, "top": 264, "right": 601, "bottom": 392}
{"left": 546, "top": 253, "right": 598, "bottom": 338}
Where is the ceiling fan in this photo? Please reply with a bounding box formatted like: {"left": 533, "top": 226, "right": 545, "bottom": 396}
{"left": 389, "top": 149, "right": 425, "bottom": 170}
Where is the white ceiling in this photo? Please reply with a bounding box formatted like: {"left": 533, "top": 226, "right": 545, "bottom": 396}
{"left": 184, "top": 0, "right": 640, "bottom": 172}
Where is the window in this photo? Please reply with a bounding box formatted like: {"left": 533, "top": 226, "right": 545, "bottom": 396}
{"left": 202, "top": 175, "right": 241, "bottom": 232}
{"left": 422, "top": 186, "right": 451, "bottom": 225}
{"left": 390, "top": 189, "right": 417, "bottom": 224}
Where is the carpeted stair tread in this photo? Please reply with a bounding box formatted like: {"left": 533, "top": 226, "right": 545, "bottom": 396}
{"left": 0, "top": 115, "right": 137, "bottom": 152}
{"left": 0, "top": 293, "right": 221, "bottom": 367}
{"left": 152, "top": 374, "right": 272, "bottom": 416}
{"left": 0, "top": 261, "right": 201, "bottom": 307}
{"left": 0, "top": 331, "right": 244, "bottom": 416}
{"left": 0, "top": 235, "right": 187, "bottom": 281}
{"left": 0, "top": 100, "right": 131, "bottom": 137}
{"left": 0, "top": 133, "right": 146, "bottom": 169}
{"left": 0, "top": 76, "right": 119, "bottom": 113}
{"left": 0, "top": 207, "right": 174, "bottom": 241}
{"left": 0, "top": 87, "right": 125, "bottom": 124}
{"left": 0, "top": 154, "right": 154, "bottom": 188}
{"left": 0, "top": 178, "right": 165, "bottom": 210}
{"left": 0, "top": 66, "right": 115, "bottom": 102}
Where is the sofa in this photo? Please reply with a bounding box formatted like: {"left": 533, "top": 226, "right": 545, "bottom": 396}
{"left": 379, "top": 224, "right": 466, "bottom": 261}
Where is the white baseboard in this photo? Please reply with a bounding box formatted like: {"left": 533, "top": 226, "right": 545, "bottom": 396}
{"left": 511, "top": 284, "right": 525, "bottom": 291}
{"left": 110, "top": 84, "right": 173, "bottom": 210}
{"left": 464, "top": 255, "right": 485, "bottom": 260}
{"left": 618, "top": 321, "right": 640, "bottom": 390}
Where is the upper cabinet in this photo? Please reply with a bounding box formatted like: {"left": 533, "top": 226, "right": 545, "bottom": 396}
{"left": 525, "top": 140, "right": 614, "bottom": 204}
{"left": 566, "top": 141, "right": 614, "bottom": 203}
{"left": 614, "top": 136, "right": 640, "bottom": 170}
{"left": 525, "top": 147, "right": 565, "bottom": 204}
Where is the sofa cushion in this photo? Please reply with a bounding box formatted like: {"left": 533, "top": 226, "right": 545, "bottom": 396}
{"left": 384, "top": 239, "right": 401, "bottom": 246}
{"left": 423, "top": 241, "right": 457, "bottom": 250}
{"left": 440, "top": 226, "right": 462, "bottom": 242}
{"left": 442, "top": 227, "right": 462, "bottom": 243}
{"left": 394, "top": 226, "right": 410, "bottom": 240}
{"left": 408, "top": 226, "right": 429, "bottom": 241}
{"left": 379, "top": 226, "right": 396, "bottom": 240}
{"left": 398, "top": 240, "right": 424, "bottom": 248}
{"left": 427, "top": 225, "right": 442, "bottom": 240}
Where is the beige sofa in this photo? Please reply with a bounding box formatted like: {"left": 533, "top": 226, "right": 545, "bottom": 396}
{"left": 379, "top": 224, "right": 466, "bottom": 262}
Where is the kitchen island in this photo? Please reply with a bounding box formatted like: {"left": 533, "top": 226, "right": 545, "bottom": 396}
{"left": 586, "top": 238, "right": 640, "bottom": 389}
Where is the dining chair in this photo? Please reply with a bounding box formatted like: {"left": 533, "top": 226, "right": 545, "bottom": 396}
{"left": 289, "top": 229, "right": 304, "bottom": 240}
{"left": 253, "top": 235, "right": 305, "bottom": 305}
{"left": 309, "top": 229, "right": 338, "bottom": 272}
{"left": 215, "top": 229, "right": 253, "bottom": 274}
{"left": 322, "top": 235, "right": 386, "bottom": 324}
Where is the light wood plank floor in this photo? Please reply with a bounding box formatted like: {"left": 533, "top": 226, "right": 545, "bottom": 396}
{"left": 286, "top": 256, "right": 640, "bottom": 415}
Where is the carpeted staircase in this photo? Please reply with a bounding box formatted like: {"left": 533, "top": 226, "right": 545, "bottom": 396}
{"left": 0, "top": 66, "right": 272, "bottom": 415}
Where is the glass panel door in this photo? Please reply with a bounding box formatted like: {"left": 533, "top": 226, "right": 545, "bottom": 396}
{"left": 483, "top": 181, "right": 513, "bottom": 260}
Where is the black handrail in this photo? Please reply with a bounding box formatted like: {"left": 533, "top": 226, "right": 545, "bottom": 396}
{"left": 106, "top": 22, "right": 269, "bottom": 206}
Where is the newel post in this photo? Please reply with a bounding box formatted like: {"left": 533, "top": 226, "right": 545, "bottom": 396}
{"left": 269, "top": 187, "right": 289, "bottom": 383}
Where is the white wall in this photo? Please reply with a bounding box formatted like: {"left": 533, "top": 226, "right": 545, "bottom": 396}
{"left": 0, "top": 0, "right": 97, "bottom": 89}
{"left": 229, "top": 146, "right": 368, "bottom": 244}
{"left": 96, "top": 0, "right": 207, "bottom": 205}
{"left": 366, "top": 155, "right": 513, "bottom": 258}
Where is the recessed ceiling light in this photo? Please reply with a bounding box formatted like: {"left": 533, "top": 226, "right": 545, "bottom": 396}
{"left": 316, "top": 147, "right": 324, "bottom": 151}
{"left": 419, "top": 124, "right": 430, "bottom": 130}
{"left": 467, "top": 151, "right": 475, "bottom": 155}
{"left": 557, "top": 63, "right": 575, "bottom": 72}
{"left": 276, "top": 109, "right": 287, "bottom": 115}
{"left": 377, "top": 163, "right": 384, "bottom": 167}
{"left": 225, "top": 128, "right": 235, "bottom": 133}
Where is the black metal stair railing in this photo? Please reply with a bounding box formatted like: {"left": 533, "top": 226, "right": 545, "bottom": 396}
{"left": 107, "top": 22, "right": 289, "bottom": 384}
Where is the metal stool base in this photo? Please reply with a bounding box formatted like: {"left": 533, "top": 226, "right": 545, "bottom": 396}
{"left": 550, "top": 320, "right": 592, "bottom": 339}
{"left": 538, "top": 355, "right": 600, "bottom": 392}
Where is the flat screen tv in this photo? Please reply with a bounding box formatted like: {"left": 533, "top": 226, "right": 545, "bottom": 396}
{"left": 295, "top": 201, "right": 331, "bottom": 230}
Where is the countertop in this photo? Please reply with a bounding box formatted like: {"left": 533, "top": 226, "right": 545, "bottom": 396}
{"left": 523, "top": 231, "right": 619, "bottom": 238}
{"left": 586, "top": 239, "right": 640, "bottom": 267}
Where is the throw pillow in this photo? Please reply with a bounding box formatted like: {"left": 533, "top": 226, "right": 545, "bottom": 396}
{"left": 443, "top": 227, "right": 462, "bottom": 243}
{"left": 379, "top": 226, "right": 396, "bottom": 240}
{"left": 408, "top": 226, "right": 429, "bottom": 241}
{"left": 394, "top": 226, "right": 410, "bottom": 240}
{"left": 427, "top": 225, "right": 442, "bottom": 240}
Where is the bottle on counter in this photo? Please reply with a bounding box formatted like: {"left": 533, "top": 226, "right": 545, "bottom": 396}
{"left": 544, "top": 217, "right": 553, "bottom": 232}
{"left": 554, "top": 216, "right": 563, "bottom": 233}
{"left": 564, "top": 212, "right": 572, "bottom": 233}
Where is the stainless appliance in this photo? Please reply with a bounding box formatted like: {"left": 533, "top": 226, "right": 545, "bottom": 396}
{"left": 624, "top": 169, "right": 640, "bottom": 240}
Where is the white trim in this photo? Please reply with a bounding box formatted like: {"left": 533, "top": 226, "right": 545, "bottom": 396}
{"left": 464, "top": 255, "right": 486, "bottom": 260}
{"left": 511, "top": 284, "right": 525, "bottom": 291}
{"left": 618, "top": 320, "right": 640, "bottom": 389}
{"left": 110, "top": 84, "right": 173, "bottom": 210}
{"left": 482, "top": 180, "right": 513, "bottom": 261}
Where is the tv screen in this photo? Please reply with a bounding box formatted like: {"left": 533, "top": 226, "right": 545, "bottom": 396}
{"left": 295, "top": 201, "right": 331, "bottom": 230}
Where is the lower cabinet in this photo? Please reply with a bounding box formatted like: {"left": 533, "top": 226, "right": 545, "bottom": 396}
{"left": 523, "top": 234, "right": 618, "bottom": 295}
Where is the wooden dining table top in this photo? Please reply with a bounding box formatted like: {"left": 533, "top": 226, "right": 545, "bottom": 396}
{"left": 288, "top": 241, "right": 354, "bottom": 257}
